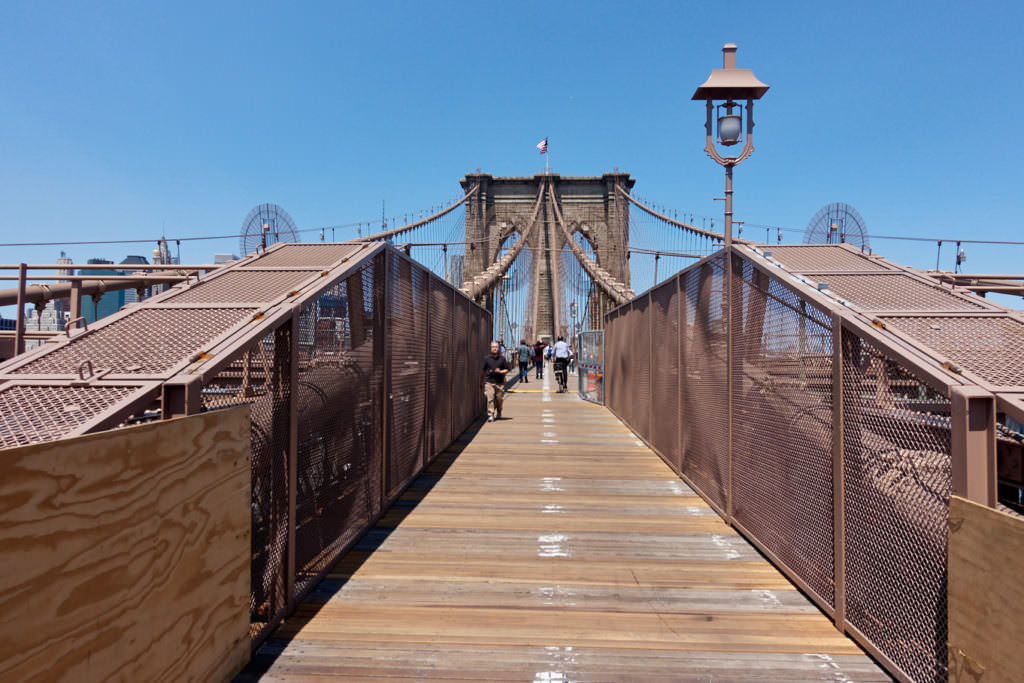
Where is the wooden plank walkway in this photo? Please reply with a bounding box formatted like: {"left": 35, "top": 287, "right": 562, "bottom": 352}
{"left": 238, "top": 376, "right": 890, "bottom": 681}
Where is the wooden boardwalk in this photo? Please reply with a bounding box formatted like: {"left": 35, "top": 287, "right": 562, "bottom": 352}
{"left": 239, "top": 376, "right": 890, "bottom": 681}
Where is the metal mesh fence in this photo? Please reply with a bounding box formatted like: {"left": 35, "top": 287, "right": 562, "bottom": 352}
{"left": 649, "top": 282, "right": 679, "bottom": 466}
{"left": 841, "top": 330, "right": 950, "bottom": 682}
{"left": 576, "top": 329, "right": 604, "bottom": 404}
{"left": 387, "top": 254, "right": 429, "bottom": 499}
{"left": 605, "top": 248, "right": 957, "bottom": 682}
{"left": 194, "top": 245, "right": 488, "bottom": 648}
{"left": 293, "top": 257, "right": 383, "bottom": 600}
{"left": 202, "top": 323, "right": 292, "bottom": 642}
{"left": 681, "top": 258, "right": 728, "bottom": 510}
{"left": 428, "top": 281, "right": 454, "bottom": 457}
{"left": 732, "top": 259, "right": 835, "bottom": 607}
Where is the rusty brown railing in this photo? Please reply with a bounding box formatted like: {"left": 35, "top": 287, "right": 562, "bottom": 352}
{"left": 604, "top": 242, "right": 1020, "bottom": 683}
{"left": 0, "top": 242, "right": 491, "bottom": 649}
{"left": 195, "top": 246, "right": 491, "bottom": 646}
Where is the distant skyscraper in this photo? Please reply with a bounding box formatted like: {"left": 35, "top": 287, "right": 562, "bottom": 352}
{"left": 214, "top": 253, "right": 239, "bottom": 264}
{"left": 26, "top": 252, "right": 75, "bottom": 350}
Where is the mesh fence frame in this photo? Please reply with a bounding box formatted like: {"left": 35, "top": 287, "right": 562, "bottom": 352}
{"left": 632, "top": 295, "right": 652, "bottom": 441}
{"left": 604, "top": 308, "right": 621, "bottom": 410}
{"left": 292, "top": 258, "right": 383, "bottom": 600}
{"left": 812, "top": 272, "right": 990, "bottom": 313}
{"left": 880, "top": 314, "right": 1024, "bottom": 388}
{"left": 604, "top": 247, "right": 965, "bottom": 683}
{"left": 768, "top": 245, "right": 893, "bottom": 272}
{"left": 649, "top": 280, "right": 679, "bottom": 466}
{"left": 252, "top": 243, "right": 365, "bottom": 268}
{"left": 0, "top": 383, "right": 147, "bottom": 448}
{"left": 732, "top": 257, "right": 836, "bottom": 607}
{"left": 841, "top": 329, "right": 951, "bottom": 682}
{"left": 452, "top": 296, "right": 472, "bottom": 434}
{"left": 680, "top": 258, "right": 728, "bottom": 510}
{"left": 201, "top": 323, "right": 292, "bottom": 643}
{"left": 386, "top": 255, "right": 430, "bottom": 500}
{"left": 428, "top": 280, "right": 454, "bottom": 457}
{"left": 17, "top": 306, "right": 256, "bottom": 376}
{"left": 165, "top": 269, "right": 320, "bottom": 304}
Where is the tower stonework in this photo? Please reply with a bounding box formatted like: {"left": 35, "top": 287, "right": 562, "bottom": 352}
{"left": 460, "top": 172, "right": 634, "bottom": 341}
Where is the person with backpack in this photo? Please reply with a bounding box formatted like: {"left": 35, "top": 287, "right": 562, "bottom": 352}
{"left": 552, "top": 336, "right": 570, "bottom": 392}
{"left": 516, "top": 339, "right": 531, "bottom": 383}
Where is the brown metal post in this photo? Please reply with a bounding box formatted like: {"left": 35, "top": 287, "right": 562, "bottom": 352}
{"left": 380, "top": 251, "right": 392, "bottom": 505}
{"left": 286, "top": 308, "right": 299, "bottom": 612}
{"left": 724, "top": 165, "right": 734, "bottom": 247}
{"left": 951, "top": 385, "right": 997, "bottom": 506}
{"left": 450, "top": 285, "right": 456, "bottom": 444}
{"left": 70, "top": 280, "right": 81, "bottom": 324}
{"left": 676, "top": 273, "right": 685, "bottom": 474}
{"left": 14, "top": 263, "right": 26, "bottom": 355}
{"left": 423, "top": 271, "right": 432, "bottom": 465}
{"left": 832, "top": 313, "right": 846, "bottom": 631}
{"left": 648, "top": 290, "right": 654, "bottom": 440}
{"left": 726, "top": 245, "right": 734, "bottom": 523}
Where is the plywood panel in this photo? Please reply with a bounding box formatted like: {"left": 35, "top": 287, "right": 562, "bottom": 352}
{"left": 949, "top": 495, "right": 1024, "bottom": 682}
{"left": 0, "top": 406, "right": 251, "bottom": 683}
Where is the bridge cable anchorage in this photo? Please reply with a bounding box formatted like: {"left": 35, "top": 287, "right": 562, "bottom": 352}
{"left": 549, "top": 180, "right": 634, "bottom": 306}
{"left": 615, "top": 186, "right": 754, "bottom": 245}
{"left": 460, "top": 182, "right": 546, "bottom": 301}
{"left": 354, "top": 184, "right": 480, "bottom": 243}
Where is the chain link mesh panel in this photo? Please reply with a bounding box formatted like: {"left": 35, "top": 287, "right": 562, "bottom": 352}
{"left": 386, "top": 255, "right": 429, "bottom": 499}
{"left": 429, "top": 281, "right": 454, "bottom": 456}
{"left": 201, "top": 322, "right": 291, "bottom": 642}
{"left": 681, "top": 257, "right": 728, "bottom": 510}
{"left": 842, "top": 329, "right": 951, "bottom": 682}
{"left": 252, "top": 243, "right": 364, "bottom": 268}
{"left": 18, "top": 307, "right": 255, "bottom": 376}
{"left": 166, "top": 269, "right": 319, "bottom": 304}
{"left": 732, "top": 258, "right": 835, "bottom": 607}
{"left": 649, "top": 281, "right": 679, "bottom": 467}
{"left": 816, "top": 273, "right": 990, "bottom": 313}
{"left": 293, "top": 258, "right": 383, "bottom": 600}
{"left": 881, "top": 314, "right": 1024, "bottom": 388}
{"left": 768, "top": 245, "right": 893, "bottom": 272}
{"left": 632, "top": 294, "right": 652, "bottom": 440}
{"left": 0, "top": 383, "right": 147, "bottom": 448}
{"left": 452, "top": 296, "right": 471, "bottom": 433}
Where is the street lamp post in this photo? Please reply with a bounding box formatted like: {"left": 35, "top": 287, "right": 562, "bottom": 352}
{"left": 691, "top": 43, "right": 768, "bottom": 526}
{"left": 691, "top": 43, "right": 769, "bottom": 246}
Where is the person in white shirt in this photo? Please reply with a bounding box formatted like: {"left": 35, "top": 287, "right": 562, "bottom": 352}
{"left": 552, "top": 336, "right": 570, "bottom": 392}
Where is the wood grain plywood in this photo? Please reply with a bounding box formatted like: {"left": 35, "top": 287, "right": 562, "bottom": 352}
{"left": 949, "top": 495, "right": 1024, "bottom": 682}
{"left": 239, "top": 387, "right": 887, "bottom": 681}
{"left": 0, "top": 406, "right": 251, "bottom": 683}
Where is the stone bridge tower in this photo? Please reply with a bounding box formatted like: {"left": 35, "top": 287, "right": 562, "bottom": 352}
{"left": 460, "top": 172, "right": 634, "bottom": 342}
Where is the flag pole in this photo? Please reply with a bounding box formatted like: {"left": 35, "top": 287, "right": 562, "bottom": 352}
{"left": 545, "top": 137, "right": 549, "bottom": 174}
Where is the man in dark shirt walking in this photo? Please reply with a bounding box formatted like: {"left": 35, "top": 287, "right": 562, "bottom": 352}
{"left": 533, "top": 340, "right": 545, "bottom": 379}
{"left": 482, "top": 340, "right": 509, "bottom": 422}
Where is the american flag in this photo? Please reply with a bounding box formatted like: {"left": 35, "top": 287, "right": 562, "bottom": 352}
{"left": 536, "top": 138, "right": 548, "bottom": 154}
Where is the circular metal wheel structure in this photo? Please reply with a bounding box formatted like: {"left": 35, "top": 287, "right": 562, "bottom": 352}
{"left": 240, "top": 203, "right": 300, "bottom": 256}
{"left": 804, "top": 202, "right": 868, "bottom": 249}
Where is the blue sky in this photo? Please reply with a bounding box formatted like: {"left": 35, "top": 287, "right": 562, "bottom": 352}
{"left": 2, "top": 1, "right": 1023, "bottom": 285}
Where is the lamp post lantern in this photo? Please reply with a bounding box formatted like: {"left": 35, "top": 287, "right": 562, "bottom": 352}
{"left": 691, "top": 43, "right": 769, "bottom": 246}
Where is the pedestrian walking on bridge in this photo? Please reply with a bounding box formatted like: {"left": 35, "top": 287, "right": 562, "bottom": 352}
{"left": 517, "top": 339, "right": 531, "bottom": 383}
{"left": 481, "top": 340, "right": 509, "bottom": 421}
{"left": 533, "top": 340, "right": 546, "bottom": 379}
